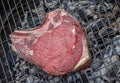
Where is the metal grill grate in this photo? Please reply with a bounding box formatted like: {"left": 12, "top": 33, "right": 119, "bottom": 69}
{"left": 0, "top": 0, "right": 120, "bottom": 83}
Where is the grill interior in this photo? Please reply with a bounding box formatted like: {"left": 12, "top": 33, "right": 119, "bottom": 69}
{"left": 0, "top": 0, "right": 120, "bottom": 83}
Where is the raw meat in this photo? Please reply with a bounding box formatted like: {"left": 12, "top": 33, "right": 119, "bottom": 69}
{"left": 9, "top": 9, "right": 90, "bottom": 75}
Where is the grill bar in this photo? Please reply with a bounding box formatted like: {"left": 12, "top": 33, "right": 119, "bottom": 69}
{"left": 25, "top": 0, "right": 36, "bottom": 26}
{"left": 12, "top": 0, "right": 23, "bottom": 28}
{"left": 19, "top": 0, "right": 30, "bottom": 29}
{"left": 0, "top": 37, "right": 13, "bottom": 82}
{"left": 0, "top": 58, "right": 8, "bottom": 83}
{"left": 31, "top": 0, "right": 42, "bottom": 25}
{"left": 6, "top": 0, "right": 18, "bottom": 31}
{"left": 0, "top": 0, "right": 32, "bottom": 82}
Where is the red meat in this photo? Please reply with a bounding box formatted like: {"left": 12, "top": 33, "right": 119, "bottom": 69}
{"left": 9, "top": 9, "right": 90, "bottom": 75}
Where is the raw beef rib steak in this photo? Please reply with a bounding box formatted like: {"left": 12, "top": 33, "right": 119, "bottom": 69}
{"left": 10, "top": 9, "right": 90, "bottom": 75}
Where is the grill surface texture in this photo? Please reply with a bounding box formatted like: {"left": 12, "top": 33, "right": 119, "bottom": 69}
{"left": 0, "top": 0, "right": 120, "bottom": 83}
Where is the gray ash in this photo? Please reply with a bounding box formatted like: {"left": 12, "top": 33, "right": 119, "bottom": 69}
{"left": 0, "top": 0, "right": 120, "bottom": 83}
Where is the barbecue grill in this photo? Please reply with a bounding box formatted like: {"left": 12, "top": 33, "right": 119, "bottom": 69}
{"left": 0, "top": 0, "right": 120, "bottom": 83}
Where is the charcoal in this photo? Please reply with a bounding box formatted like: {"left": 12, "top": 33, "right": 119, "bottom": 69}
{"left": 31, "top": 5, "right": 45, "bottom": 24}
{"left": 106, "top": 65, "right": 119, "bottom": 82}
{"left": 89, "top": 5, "right": 96, "bottom": 10}
{"left": 116, "top": 81, "right": 120, "bottom": 83}
{"left": 16, "top": 81, "right": 19, "bottom": 83}
{"left": 112, "top": 26, "right": 120, "bottom": 34}
{"left": 97, "top": 3, "right": 107, "bottom": 13}
{"left": 32, "top": 5, "right": 45, "bottom": 17}
{"left": 48, "top": 75, "right": 53, "bottom": 80}
{"left": 66, "top": 72, "right": 83, "bottom": 83}
{"left": 115, "top": 46, "right": 120, "bottom": 55}
{"left": 78, "top": 1, "right": 88, "bottom": 5}
{"left": 74, "top": 72, "right": 82, "bottom": 82}
{"left": 22, "top": 11, "right": 29, "bottom": 28}
{"left": 98, "top": 64, "right": 108, "bottom": 75}
{"left": 53, "top": 77, "right": 62, "bottom": 83}
{"left": 60, "top": 0, "right": 68, "bottom": 3}
{"left": 113, "top": 35, "right": 120, "bottom": 55}
{"left": 104, "top": 45, "right": 113, "bottom": 58}
{"left": 117, "top": 17, "right": 120, "bottom": 24}
{"left": 85, "top": 9, "right": 94, "bottom": 21}
{"left": 75, "top": 79, "right": 82, "bottom": 82}
{"left": 73, "top": 0, "right": 96, "bottom": 25}
{"left": 93, "top": 71, "right": 101, "bottom": 77}
{"left": 24, "top": 67, "right": 29, "bottom": 74}
{"left": 26, "top": 75, "right": 39, "bottom": 83}
{"left": 95, "top": 77, "right": 103, "bottom": 83}
{"left": 49, "top": 79, "right": 54, "bottom": 83}
{"left": 29, "top": 67, "right": 37, "bottom": 75}
{"left": 78, "top": 9, "right": 88, "bottom": 24}
{"left": 117, "top": 69, "right": 120, "bottom": 79}
{"left": 71, "top": 72, "right": 79, "bottom": 82}
{"left": 93, "top": 14, "right": 98, "bottom": 20}
{"left": 6, "top": 51, "right": 17, "bottom": 71}
{"left": 19, "top": 75, "right": 26, "bottom": 82}
{"left": 103, "top": 57, "right": 112, "bottom": 67}
{"left": 15, "top": 62, "right": 19, "bottom": 68}
{"left": 91, "top": 58, "right": 103, "bottom": 70}
{"left": 100, "top": 28, "right": 114, "bottom": 38}
{"left": 102, "top": 75, "right": 111, "bottom": 82}
{"left": 15, "top": 72, "right": 23, "bottom": 80}
{"left": 84, "top": 68, "right": 94, "bottom": 79}
{"left": 45, "top": 0, "right": 59, "bottom": 9}
{"left": 59, "top": 76, "right": 65, "bottom": 82}
{"left": 67, "top": 1, "right": 75, "bottom": 10}
{"left": 75, "top": 2, "right": 84, "bottom": 11}
{"left": 88, "top": 32, "right": 97, "bottom": 45}
{"left": 113, "top": 35, "right": 120, "bottom": 44}
{"left": 39, "top": 78, "right": 48, "bottom": 83}
{"left": 96, "top": 1, "right": 113, "bottom": 14}
{"left": 80, "top": 73, "right": 89, "bottom": 83}
{"left": 104, "top": 2, "right": 113, "bottom": 10}
{"left": 111, "top": 55, "right": 119, "bottom": 63}
{"left": 101, "top": 45, "right": 116, "bottom": 69}
{"left": 17, "top": 5, "right": 45, "bottom": 29}
{"left": 66, "top": 74, "right": 74, "bottom": 83}
{"left": 86, "top": 18, "right": 108, "bottom": 33}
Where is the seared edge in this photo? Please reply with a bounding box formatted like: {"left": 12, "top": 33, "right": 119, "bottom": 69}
{"left": 73, "top": 28, "right": 91, "bottom": 71}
